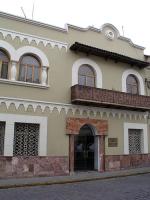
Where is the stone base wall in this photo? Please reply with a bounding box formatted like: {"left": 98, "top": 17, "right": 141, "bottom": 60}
{"left": 105, "top": 154, "right": 150, "bottom": 171}
{"left": 0, "top": 156, "right": 69, "bottom": 178}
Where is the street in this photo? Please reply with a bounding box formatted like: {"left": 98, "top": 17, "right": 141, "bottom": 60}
{"left": 0, "top": 174, "right": 150, "bottom": 200}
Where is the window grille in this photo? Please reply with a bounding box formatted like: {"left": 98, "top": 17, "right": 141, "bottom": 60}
{"left": 0, "top": 122, "right": 5, "bottom": 155}
{"left": 128, "top": 129, "right": 143, "bottom": 154}
{"left": 13, "top": 123, "right": 39, "bottom": 156}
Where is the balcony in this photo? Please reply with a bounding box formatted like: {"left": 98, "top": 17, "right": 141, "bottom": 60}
{"left": 71, "top": 85, "right": 150, "bottom": 111}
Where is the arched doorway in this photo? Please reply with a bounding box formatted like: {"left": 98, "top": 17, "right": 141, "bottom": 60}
{"left": 74, "top": 124, "right": 95, "bottom": 171}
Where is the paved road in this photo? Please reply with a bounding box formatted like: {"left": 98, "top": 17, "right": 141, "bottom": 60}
{"left": 0, "top": 174, "right": 150, "bottom": 200}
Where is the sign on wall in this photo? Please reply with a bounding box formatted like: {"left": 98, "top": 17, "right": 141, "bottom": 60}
{"left": 108, "top": 138, "right": 118, "bottom": 147}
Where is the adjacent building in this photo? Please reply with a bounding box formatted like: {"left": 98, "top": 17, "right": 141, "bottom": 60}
{"left": 0, "top": 11, "right": 150, "bottom": 177}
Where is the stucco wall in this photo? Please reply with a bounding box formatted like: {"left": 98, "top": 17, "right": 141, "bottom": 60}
{"left": 105, "top": 117, "right": 147, "bottom": 155}
{"left": 0, "top": 15, "right": 149, "bottom": 105}
{"left": 0, "top": 16, "right": 145, "bottom": 60}
{"left": 0, "top": 36, "right": 147, "bottom": 103}
{"left": 0, "top": 102, "right": 148, "bottom": 157}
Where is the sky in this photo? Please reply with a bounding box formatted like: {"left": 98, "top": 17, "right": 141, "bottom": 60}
{"left": 0, "top": 0, "right": 150, "bottom": 54}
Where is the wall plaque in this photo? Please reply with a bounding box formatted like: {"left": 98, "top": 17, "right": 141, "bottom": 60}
{"left": 108, "top": 138, "right": 118, "bottom": 147}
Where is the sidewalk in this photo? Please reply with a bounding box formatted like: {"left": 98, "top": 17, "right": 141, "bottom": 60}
{"left": 0, "top": 167, "right": 150, "bottom": 189}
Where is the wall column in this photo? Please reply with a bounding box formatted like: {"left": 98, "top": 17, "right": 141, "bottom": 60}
{"left": 41, "top": 66, "right": 48, "bottom": 86}
{"left": 10, "top": 61, "right": 17, "bottom": 81}
{"left": 69, "top": 134, "right": 75, "bottom": 174}
{"left": 4, "top": 122, "right": 14, "bottom": 156}
{"left": 99, "top": 135, "right": 105, "bottom": 172}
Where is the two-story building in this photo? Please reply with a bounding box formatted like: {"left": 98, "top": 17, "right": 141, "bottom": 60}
{"left": 0, "top": 11, "right": 150, "bottom": 177}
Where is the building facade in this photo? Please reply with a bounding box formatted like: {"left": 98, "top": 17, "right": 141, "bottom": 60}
{"left": 0, "top": 12, "right": 150, "bottom": 177}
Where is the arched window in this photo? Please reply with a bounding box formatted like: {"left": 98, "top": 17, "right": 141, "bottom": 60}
{"left": 78, "top": 65, "right": 95, "bottom": 87}
{"left": 126, "top": 74, "right": 139, "bottom": 94}
{"left": 0, "top": 49, "right": 9, "bottom": 79}
{"left": 19, "top": 54, "right": 41, "bottom": 83}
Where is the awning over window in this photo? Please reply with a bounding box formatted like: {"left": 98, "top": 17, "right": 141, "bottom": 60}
{"left": 70, "top": 42, "right": 150, "bottom": 68}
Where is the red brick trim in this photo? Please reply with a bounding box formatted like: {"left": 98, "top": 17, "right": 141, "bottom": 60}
{"left": 66, "top": 117, "right": 108, "bottom": 135}
{"left": 67, "top": 117, "right": 108, "bottom": 172}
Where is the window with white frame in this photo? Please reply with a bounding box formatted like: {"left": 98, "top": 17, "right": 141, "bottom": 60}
{"left": 78, "top": 64, "right": 95, "bottom": 87}
{"left": 19, "top": 54, "right": 41, "bottom": 84}
{"left": 0, "top": 114, "right": 47, "bottom": 156}
{"left": 13, "top": 122, "right": 40, "bottom": 156}
{"left": 122, "top": 69, "right": 145, "bottom": 95}
{"left": 72, "top": 58, "right": 102, "bottom": 88}
{"left": 126, "top": 75, "right": 139, "bottom": 94}
{"left": 124, "top": 123, "right": 148, "bottom": 155}
{"left": 0, "top": 121, "right": 5, "bottom": 155}
{"left": 128, "top": 129, "right": 143, "bottom": 154}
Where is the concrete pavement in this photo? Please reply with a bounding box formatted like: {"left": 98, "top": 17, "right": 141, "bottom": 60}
{"left": 0, "top": 167, "right": 150, "bottom": 189}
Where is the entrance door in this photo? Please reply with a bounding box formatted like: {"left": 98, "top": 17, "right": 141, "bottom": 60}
{"left": 74, "top": 124, "right": 94, "bottom": 171}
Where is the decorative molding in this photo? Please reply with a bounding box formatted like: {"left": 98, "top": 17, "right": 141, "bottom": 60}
{"left": 66, "top": 117, "right": 108, "bottom": 135}
{"left": 0, "top": 40, "right": 16, "bottom": 60}
{"left": 0, "top": 11, "right": 144, "bottom": 50}
{"left": 72, "top": 58, "right": 102, "bottom": 88}
{"left": 0, "top": 40, "right": 50, "bottom": 67}
{"left": 0, "top": 78, "right": 49, "bottom": 88}
{"left": 124, "top": 123, "right": 148, "bottom": 154}
{"left": 16, "top": 46, "right": 49, "bottom": 66}
{"left": 0, "top": 11, "right": 67, "bottom": 32}
{"left": 102, "top": 23, "right": 119, "bottom": 38}
{"left": 119, "top": 36, "right": 145, "bottom": 50}
{"left": 0, "top": 96, "right": 148, "bottom": 120}
{"left": 105, "top": 30, "right": 115, "bottom": 40}
{"left": 1, "top": 113, "right": 47, "bottom": 156}
{"left": 0, "top": 28, "right": 68, "bottom": 51}
{"left": 65, "top": 24, "right": 145, "bottom": 50}
{"left": 122, "top": 69, "right": 145, "bottom": 95}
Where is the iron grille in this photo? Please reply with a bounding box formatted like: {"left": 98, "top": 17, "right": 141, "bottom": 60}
{"left": 0, "top": 122, "right": 5, "bottom": 155}
{"left": 13, "top": 123, "right": 39, "bottom": 156}
{"left": 129, "top": 129, "right": 143, "bottom": 154}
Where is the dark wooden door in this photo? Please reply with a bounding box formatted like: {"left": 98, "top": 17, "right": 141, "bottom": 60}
{"left": 74, "top": 125, "right": 94, "bottom": 171}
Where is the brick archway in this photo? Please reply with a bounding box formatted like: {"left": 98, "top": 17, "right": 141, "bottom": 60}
{"left": 66, "top": 117, "right": 108, "bottom": 173}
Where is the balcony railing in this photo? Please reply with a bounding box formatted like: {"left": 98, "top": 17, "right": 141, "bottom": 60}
{"left": 71, "top": 85, "right": 150, "bottom": 111}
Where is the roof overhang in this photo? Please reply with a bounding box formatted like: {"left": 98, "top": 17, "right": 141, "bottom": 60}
{"left": 70, "top": 42, "right": 150, "bottom": 68}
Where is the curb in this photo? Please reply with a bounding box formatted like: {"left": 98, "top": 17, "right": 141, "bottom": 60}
{"left": 0, "top": 170, "right": 150, "bottom": 189}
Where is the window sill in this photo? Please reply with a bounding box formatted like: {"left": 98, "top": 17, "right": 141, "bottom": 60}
{"left": 0, "top": 79, "right": 49, "bottom": 89}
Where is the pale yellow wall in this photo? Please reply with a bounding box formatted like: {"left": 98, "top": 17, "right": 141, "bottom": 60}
{"left": 0, "top": 102, "right": 148, "bottom": 156}
{"left": 0, "top": 15, "right": 149, "bottom": 104}
{"left": 0, "top": 15, "right": 149, "bottom": 158}
{"left": 0, "top": 35, "right": 147, "bottom": 103}
{"left": 0, "top": 16, "right": 145, "bottom": 60}
{"left": 105, "top": 117, "right": 147, "bottom": 155}
{"left": 0, "top": 104, "right": 69, "bottom": 156}
{"left": 47, "top": 109, "right": 68, "bottom": 156}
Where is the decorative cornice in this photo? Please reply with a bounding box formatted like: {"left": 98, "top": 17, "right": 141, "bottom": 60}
{"left": 0, "top": 28, "right": 68, "bottom": 51}
{"left": 0, "top": 12, "right": 67, "bottom": 32}
{"left": 119, "top": 36, "right": 145, "bottom": 50}
{"left": 0, "top": 96, "right": 148, "bottom": 120}
{"left": 0, "top": 11, "right": 145, "bottom": 51}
